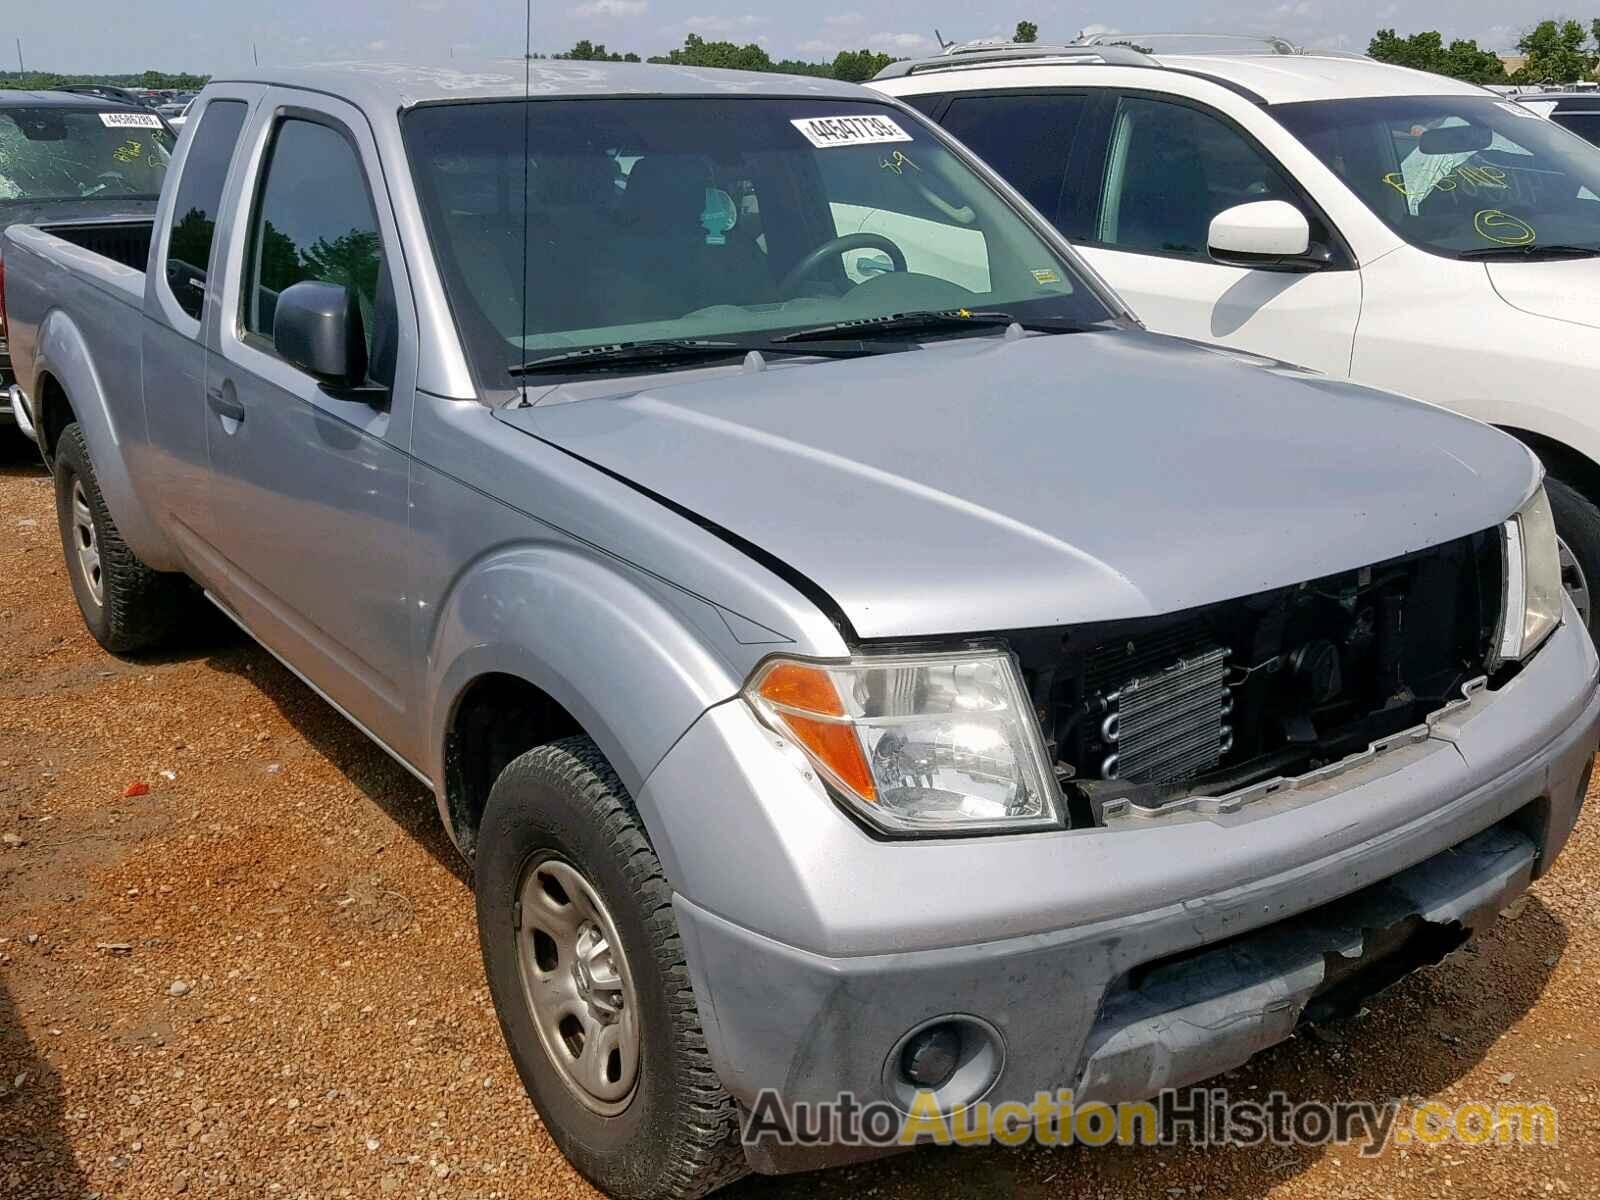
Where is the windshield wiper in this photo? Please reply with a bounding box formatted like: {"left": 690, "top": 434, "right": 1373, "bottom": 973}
{"left": 772, "top": 309, "right": 1094, "bottom": 344}
{"left": 508, "top": 336, "right": 893, "bottom": 376}
{"left": 1457, "top": 243, "right": 1600, "bottom": 261}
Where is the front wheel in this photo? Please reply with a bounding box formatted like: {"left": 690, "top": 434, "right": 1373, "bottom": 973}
{"left": 1546, "top": 476, "right": 1600, "bottom": 638}
{"left": 475, "top": 737, "right": 746, "bottom": 1200}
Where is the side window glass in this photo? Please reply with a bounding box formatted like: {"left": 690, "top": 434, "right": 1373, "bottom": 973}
{"left": 163, "top": 99, "right": 247, "bottom": 321}
{"left": 940, "top": 93, "right": 1086, "bottom": 231}
{"left": 1098, "top": 96, "right": 1299, "bottom": 259}
{"left": 1552, "top": 112, "right": 1600, "bottom": 148}
{"left": 243, "top": 118, "right": 395, "bottom": 385}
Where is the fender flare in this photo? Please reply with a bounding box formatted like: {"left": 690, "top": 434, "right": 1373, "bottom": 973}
{"left": 424, "top": 541, "right": 745, "bottom": 831}
{"left": 32, "top": 311, "right": 181, "bottom": 570}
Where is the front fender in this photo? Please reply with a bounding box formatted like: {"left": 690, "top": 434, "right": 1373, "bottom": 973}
{"left": 32, "top": 312, "right": 180, "bottom": 570}
{"left": 425, "top": 541, "right": 746, "bottom": 830}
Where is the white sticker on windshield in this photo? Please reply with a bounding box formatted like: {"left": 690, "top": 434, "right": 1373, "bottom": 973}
{"left": 791, "top": 113, "right": 913, "bottom": 149}
{"left": 1494, "top": 100, "right": 1543, "bottom": 120}
{"left": 99, "top": 111, "right": 163, "bottom": 129}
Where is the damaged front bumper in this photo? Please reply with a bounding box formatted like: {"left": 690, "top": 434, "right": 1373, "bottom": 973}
{"left": 643, "top": 608, "right": 1599, "bottom": 1175}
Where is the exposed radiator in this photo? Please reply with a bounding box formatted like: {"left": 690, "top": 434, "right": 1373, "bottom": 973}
{"left": 1098, "top": 646, "right": 1232, "bottom": 783}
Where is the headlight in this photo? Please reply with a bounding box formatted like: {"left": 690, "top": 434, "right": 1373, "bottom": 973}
{"left": 1501, "top": 485, "right": 1564, "bottom": 662}
{"left": 745, "top": 650, "right": 1063, "bottom": 836}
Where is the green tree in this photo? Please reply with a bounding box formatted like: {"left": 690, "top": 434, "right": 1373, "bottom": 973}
{"left": 1515, "top": 19, "right": 1595, "bottom": 84}
{"left": 830, "top": 48, "right": 895, "bottom": 82}
{"left": 1366, "top": 28, "right": 1505, "bottom": 83}
{"left": 649, "top": 33, "right": 774, "bottom": 72}
{"left": 254, "top": 220, "right": 303, "bottom": 296}
{"left": 771, "top": 57, "right": 836, "bottom": 77}
{"left": 1014, "top": 20, "right": 1039, "bottom": 44}
{"left": 300, "top": 229, "right": 382, "bottom": 302}
{"left": 1441, "top": 38, "right": 1507, "bottom": 83}
{"left": 555, "top": 40, "right": 639, "bottom": 61}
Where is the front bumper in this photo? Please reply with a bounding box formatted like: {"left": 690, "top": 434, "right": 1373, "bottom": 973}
{"left": 639, "top": 611, "right": 1599, "bottom": 1173}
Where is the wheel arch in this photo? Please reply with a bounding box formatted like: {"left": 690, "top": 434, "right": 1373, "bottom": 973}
{"left": 1497, "top": 425, "right": 1600, "bottom": 507}
{"left": 33, "top": 369, "right": 77, "bottom": 467}
{"left": 427, "top": 543, "right": 745, "bottom": 860}
{"left": 27, "top": 316, "right": 180, "bottom": 569}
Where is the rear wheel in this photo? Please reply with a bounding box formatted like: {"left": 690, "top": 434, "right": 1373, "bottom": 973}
{"left": 53, "top": 423, "right": 190, "bottom": 653}
{"left": 1547, "top": 476, "right": 1600, "bottom": 637}
{"left": 475, "top": 737, "right": 747, "bottom": 1200}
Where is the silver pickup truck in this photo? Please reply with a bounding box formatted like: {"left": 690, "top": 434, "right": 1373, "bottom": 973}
{"left": 3, "top": 60, "right": 1597, "bottom": 1199}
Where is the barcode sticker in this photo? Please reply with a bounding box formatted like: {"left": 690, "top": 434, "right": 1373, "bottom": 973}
{"left": 99, "top": 111, "right": 163, "bottom": 129}
{"left": 791, "top": 113, "right": 913, "bottom": 149}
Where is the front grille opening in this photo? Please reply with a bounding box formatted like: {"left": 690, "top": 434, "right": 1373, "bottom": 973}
{"left": 1033, "top": 529, "right": 1503, "bottom": 823}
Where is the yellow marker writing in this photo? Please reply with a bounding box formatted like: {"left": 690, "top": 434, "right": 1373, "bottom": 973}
{"left": 1473, "top": 209, "right": 1536, "bottom": 245}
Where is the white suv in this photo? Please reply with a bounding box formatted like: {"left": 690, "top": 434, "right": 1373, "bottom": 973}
{"left": 871, "top": 36, "right": 1600, "bottom": 635}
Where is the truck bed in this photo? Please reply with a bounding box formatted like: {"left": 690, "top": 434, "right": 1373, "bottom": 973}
{"left": 43, "top": 219, "right": 154, "bottom": 273}
{"left": 2, "top": 215, "right": 156, "bottom": 450}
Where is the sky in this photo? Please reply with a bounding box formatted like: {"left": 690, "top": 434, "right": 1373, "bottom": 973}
{"left": 1, "top": 1, "right": 1575, "bottom": 75}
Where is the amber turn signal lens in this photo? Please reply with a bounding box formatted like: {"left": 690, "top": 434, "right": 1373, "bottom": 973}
{"left": 756, "top": 661, "right": 845, "bottom": 717}
{"left": 754, "top": 662, "right": 875, "bottom": 802}
{"left": 774, "top": 711, "right": 877, "bottom": 803}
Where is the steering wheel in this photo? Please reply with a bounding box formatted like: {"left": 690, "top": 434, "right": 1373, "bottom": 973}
{"left": 779, "top": 232, "right": 907, "bottom": 295}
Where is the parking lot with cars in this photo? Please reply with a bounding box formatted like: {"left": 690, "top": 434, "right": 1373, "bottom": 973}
{"left": 4, "top": 31, "right": 1600, "bottom": 1200}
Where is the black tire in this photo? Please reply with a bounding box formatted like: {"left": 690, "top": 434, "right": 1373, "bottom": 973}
{"left": 1547, "top": 475, "right": 1600, "bottom": 640}
{"left": 475, "top": 736, "right": 746, "bottom": 1200}
{"left": 53, "top": 422, "right": 190, "bottom": 653}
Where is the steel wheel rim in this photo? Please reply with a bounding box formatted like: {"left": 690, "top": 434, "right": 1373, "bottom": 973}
{"left": 513, "top": 855, "right": 641, "bottom": 1115}
{"left": 70, "top": 478, "right": 104, "bottom": 607}
{"left": 1559, "top": 535, "right": 1592, "bottom": 630}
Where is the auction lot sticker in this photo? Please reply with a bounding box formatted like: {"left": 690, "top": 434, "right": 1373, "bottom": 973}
{"left": 100, "top": 112, "right": 164, "bottom": 128}
{"left": 792, "top": 113, "right": 913, "bottom": 148}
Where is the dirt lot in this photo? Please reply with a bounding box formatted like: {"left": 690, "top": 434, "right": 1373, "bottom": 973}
{"left": 2, "top": 437, "right": 1598, "bottom": 1200}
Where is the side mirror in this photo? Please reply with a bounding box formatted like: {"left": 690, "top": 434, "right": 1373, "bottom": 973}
{"left": 1208, "top": 200, "right": 1322, "bottom": 271}
{"left": 273, "top": 280, "right": 369, "bottom": 390}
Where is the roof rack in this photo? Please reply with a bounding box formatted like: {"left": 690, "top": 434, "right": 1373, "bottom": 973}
{"left": 872, "top": 42, "right": 1156, "bottom": 80}
{"left": 1075, "top": 31, "right": 1308, "bottom": 55}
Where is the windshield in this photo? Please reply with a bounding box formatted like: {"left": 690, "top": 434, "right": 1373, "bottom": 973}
{"left": 403, "top": 96, "right": 1113, "bottom": 386}
{"left": 1273, "top": 95, "right": 1600, "bottom": 258}
{"left": 0, "top": 107, "right": 173, "bottom": 203}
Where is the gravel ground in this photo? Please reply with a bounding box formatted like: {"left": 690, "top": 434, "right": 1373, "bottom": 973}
{"left": 2, "top": 438, "right": 1598, "bottom": 1200}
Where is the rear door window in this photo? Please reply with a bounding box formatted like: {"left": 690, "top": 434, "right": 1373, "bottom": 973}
{"left": 163, "top": 99, "right": 248, "bottom": 321}
{"left": 939, "top": 93, "right": 1088, "bottom": 229}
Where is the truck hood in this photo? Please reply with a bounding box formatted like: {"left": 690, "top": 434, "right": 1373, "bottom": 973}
{"left": 1486, "top": 257, "right": 1600, "bottom": 330}
{"left": 497, "top": 329, "right": 1535, "bottom": 640}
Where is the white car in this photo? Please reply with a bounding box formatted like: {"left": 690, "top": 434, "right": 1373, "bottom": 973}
{"left": 871, "top": 35, "right": 1600, "bottom": 635}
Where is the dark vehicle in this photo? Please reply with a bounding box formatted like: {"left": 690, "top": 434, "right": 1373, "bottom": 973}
{"left": 59, "top": 83, "right": 157, "bottom": 109}
{"left": 0, "top": 90, "right": 173, "bottom": 434}
{"left": 1518, "top": 90, "right": 1600, "bottom": 145}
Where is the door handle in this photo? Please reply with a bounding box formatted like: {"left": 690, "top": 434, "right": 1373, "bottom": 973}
{"left": 206, "top": 385, "right": 246, "bottom": 423}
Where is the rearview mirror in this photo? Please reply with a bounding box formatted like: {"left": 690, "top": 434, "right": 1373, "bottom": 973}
{"left": 272, "top": 280, "right": 368, "bottom": 390}
{"left": 1208, "top": 201, "right": 1316, "bottom": 270}
{"left": 1419, "top": 123, "right": 1493, "bottom": 155}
